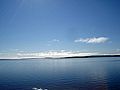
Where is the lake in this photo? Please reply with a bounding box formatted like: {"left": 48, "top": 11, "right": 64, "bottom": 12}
{"left": 0, "top": 57, "right": 120, "bottom": 90}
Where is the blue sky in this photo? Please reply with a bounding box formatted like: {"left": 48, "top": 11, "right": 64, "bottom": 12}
{"left": 0, "top": 0, "right": 120, "bottom": 55}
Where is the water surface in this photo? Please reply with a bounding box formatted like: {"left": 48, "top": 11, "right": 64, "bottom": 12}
{"left": 0, "top": 57, "right": 120, "bottom": 90}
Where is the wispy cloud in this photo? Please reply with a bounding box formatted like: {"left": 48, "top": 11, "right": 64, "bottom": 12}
{"left": 74, "top": 37, "right": 109, "bottom": 43}
{"left": 47, "top": 39, "right": 60, "bottom": 46}
{"left": 52, "top": 39, "right": 60, "bottom": 42}
{"left": 48, "top": 39, "right": 60, "bottom": 43}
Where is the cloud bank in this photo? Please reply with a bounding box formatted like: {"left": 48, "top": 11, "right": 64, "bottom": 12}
{"left": 75, "top": 37, "right": 109, "bottom": 43}
{"left": 17, "top": 51, "right": 98, "bottom": 59}
{"left": 0, "top": 50, "right": 120, "bottom": 59}
{"left": 0, "top": 51, "right": 99, "bottom": 59}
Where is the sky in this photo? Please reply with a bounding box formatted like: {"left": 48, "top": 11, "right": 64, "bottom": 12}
{"left": 0, "top": 0, "right": 120, "bottom": 58}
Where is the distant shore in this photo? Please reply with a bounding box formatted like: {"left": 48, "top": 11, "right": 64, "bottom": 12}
{"left": 63, "top": 55, "right": 120, "bottom": 59}
{"left": 0, "top": 55, "right": 120, "bottom": 60}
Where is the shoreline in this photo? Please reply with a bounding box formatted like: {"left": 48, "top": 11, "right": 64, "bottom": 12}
{"left": 0, "top": 55, "right": 120, "bottom": 60}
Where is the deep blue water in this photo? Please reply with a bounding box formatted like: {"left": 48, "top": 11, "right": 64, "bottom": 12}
{"left": 0, "top": 57, "right": 120, "bottom": 90}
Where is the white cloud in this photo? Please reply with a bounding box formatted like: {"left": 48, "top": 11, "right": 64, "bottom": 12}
{"left": 17, "top": 51, "right": 99, "bottom": 59}
{"left": 48, "top": 39, "right": 60, "bottom": 43}
{"left": 47, "top": 39, "right": 60, "bottom": 46}
{"left": 0, "top": 50, "right": 120, "bottom": 59}
{"left": 52, "top": 39, "right": 60, "bottom": 42}
{"left": 74, "top": 37, "right": 109, "bottom": 43}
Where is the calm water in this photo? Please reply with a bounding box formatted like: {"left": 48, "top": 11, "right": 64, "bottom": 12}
{"left": 0, "top": 57, "right": 120, "bottom": 90}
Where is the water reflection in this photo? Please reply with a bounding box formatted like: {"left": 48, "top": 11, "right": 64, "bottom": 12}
{"left": 32, "top": 87, "right": 48, "bottom": 90}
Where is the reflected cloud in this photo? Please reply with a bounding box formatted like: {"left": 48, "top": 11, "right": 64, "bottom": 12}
{"left": 32, "top": 87, "right": 48, "bottom": 90}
